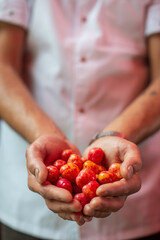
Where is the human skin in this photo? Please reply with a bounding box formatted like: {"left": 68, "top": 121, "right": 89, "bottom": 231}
{"left": 81, "top": 34, "right": 160, "bottom": 219}
{"left": 0, "top": 22, "right": 86, "bottom": 225}
{"left": 0, "top": 22, "right": 160, "bottom": 225}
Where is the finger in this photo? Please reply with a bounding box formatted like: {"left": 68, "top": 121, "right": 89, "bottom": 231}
{"left": 58, "top": 212, "right": 86, "bottom": 226}
{"left": 83, "top": 196, "right": 125, "bottom": 216}
{"left": 90, "top": 196, "right": 126, "bottom": 212}
{"left": 26, "top": 143, "right": 48, "bottom": 184}
{"left": 87, "top": 211, "right": 111, "bottom": 218}
{"left": 28, "top": 173, "right": 73, "bottom": 202}
{"left": 120, "top": 143, "right": 142, "bottom": 179}
{"left": 84, "top": 204, "right": 111, "bottom": 218}
{"left": 45, "top": 199, "right": 82, "bottom": 214}
{"left": 97, "top": 174, "right": 141, "bottom": 197}
{"left": 83, "top": 216, "right": 93, "bottom": 222}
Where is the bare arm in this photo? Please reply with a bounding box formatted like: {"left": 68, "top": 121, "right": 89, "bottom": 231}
{"left": 82, "top": 33, "right": 160, "bottom": 219}
{"left": 0, "top": 22, "right": 66, "bottom": 143}
{"left": 102, "top": 33, "right": 160, "bottom": 143}
{"left": 0, "top": 22, "right": 85, "bottom": 225}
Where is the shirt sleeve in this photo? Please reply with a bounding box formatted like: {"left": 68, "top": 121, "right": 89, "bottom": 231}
{"left": 145, "top": 1, "right": 160, "bottom": 36}
{"left": 0, "top": 0, "right": 33, "bottom": 29}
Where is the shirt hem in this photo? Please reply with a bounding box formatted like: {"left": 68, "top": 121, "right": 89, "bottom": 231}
{"left": 0, "top": 211, "right": 79, "bottom": 240}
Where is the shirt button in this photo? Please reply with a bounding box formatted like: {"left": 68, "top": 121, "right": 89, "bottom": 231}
{"left": 9, "top": 11, "right": 14, "bottom": 16}
{"left": 81, "top": 16, "right": 87, "bottom": 22}
{"left": 79, "top": 107, "right": 85, "bottom": 113}
{"left": 81, "top": 56, "right": 87, "bottom": 62}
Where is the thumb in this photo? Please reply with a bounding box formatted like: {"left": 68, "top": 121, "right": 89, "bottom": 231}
{"left": 120, "top": 148, "right": 142, "bottom": 180}
{"left": 26, "top": 145, "right": 48, "bottom": 184}
{"left": 33, "top": 160, "right": 48, "bottom": 184}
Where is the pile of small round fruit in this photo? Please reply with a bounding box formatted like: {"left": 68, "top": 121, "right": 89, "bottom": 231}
{"left": 44, "top": 148, "right": 122, "bottom": 208}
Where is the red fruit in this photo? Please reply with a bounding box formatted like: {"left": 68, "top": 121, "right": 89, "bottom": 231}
{"left": 46, "top": 165, "right": 59, "bottom": 184}
{"left": 42, "top": 181, "right": 52, "bottom": 186}
{"left": 68, "top": 153, "right": 83, "bottom": 170}
{"left": 56, "top": 178, "right": 72, "bottom": 193}
{"left": 110, "top": 171, "right": 119, "bottom": 182}
{"left": 96, "top": 164, "right": 107, "bottom": 174}
{"left": 72, "top": 183, "right": 82, "bottom": 195}
{"left": 44, "top": 158, "right": 54, "bottom": 167}
{"left": 61, "top": 149, "right": 74, "bottom": 161}
{"left": 60, "top": 163, "right": 80, "bottom": 183}
{"left": 82, "top": 181, "right": 100, "bottom": 200}
{"left": 108, "top": 163, "right": 122, "bottom": 180}
{"left": 74, "top": 193, "right": 89, "bottom": 208}
{"left": 76, "top": 168, "right": 96, "bottom": 189}
{"left": 98, "top": 171, "right": 115, "bottom": 184}
{"left": 83, "top": 160, "right": 98, "bottom": 174}
{"left": 88, "top": 147, "right": 104, "bottom": 164}
{"left": 53, "top": 159, "right": 66, "bottom": 170}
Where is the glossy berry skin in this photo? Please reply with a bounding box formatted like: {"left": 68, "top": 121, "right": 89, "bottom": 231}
{"left": 76, "top": 168, "right": 96, "bottom": 189}
{"left": 96, "top": 164, "right": 107, "bottom": 174}
{"left": 60, "top": 163, "right": 80, "bottom": 183}
{"left": 88, "top": 147, "right": 104, "bottom": 164}
{"left": 108, "top": 163, "right": 122, "bottom": 180}
{"left": 73, "top": 193, "right": 89, "bottom": 208}
{"left": 56, "top": 178, "right": 72, "bottom": 193}
{"left": 53, "top": 159, "right": 66, "bottom": 170}
{"left": 98, "top": 171, "right": 116, "bottom": 184}
{"left": 83, "top": 160, "right": 98, "bottom": 174}
{"left": 68, "top": 154, "right": 83, "bottom": 170}
{"left": 82, "top": 181, "right": 100, "bottom": 200}
{"left": 61, "top": 149, "right": 74, "bottom": 161}
{"left": 46, "top": 165, "right": 59, "bottom": 184}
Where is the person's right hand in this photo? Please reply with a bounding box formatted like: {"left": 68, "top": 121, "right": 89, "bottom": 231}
{"left": 26, "top": 135, "right": 90, "bottom": 225}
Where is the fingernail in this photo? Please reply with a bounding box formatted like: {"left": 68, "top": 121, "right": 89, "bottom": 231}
{"left": 127, "top": 166, "right": 133, "bottom": 179}
{"left": 35, "top": 168, "right": 39, "bottom": 181}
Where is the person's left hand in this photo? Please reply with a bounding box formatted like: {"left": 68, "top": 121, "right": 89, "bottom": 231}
{"left": 82, "top": 136, "right": 142, "bottom": 218}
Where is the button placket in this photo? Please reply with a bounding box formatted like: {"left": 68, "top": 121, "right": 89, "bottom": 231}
{"left": 81, "top": 16, "right": 87, "bottom": 23}
{"left": 73, "top": 3, "right": 89, "bottom": 142}
{"left": 81, "top": 56, "right": 87, "bottom": 62}
{"left": 79, "top": 107, "right": 85, "bottom": 113}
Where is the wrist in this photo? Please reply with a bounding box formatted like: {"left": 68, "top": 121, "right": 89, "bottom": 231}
{"left": 89, "top": 131, "right": 126, "bottom": 145}
{"left": 29, "top": 116, "right": 67, "bottom": 143}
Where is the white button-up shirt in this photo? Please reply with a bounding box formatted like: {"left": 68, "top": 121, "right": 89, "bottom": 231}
{"left": 0, "top": 1, "right": 160, "bottom": 240}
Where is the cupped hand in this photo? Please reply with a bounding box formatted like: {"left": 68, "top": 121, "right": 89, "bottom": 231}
{"left": 82, "top": 136, "right": 142, "bottom": 218}
{"left": 26, "top": 134, "right": 87, "bottom": 225}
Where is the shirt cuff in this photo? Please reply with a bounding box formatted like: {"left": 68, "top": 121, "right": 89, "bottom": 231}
{"left": 0, "top": 6, "right": 29, "bottom": 29}
{"left": 145, "top": 4, "right": 160, "bottom": 36}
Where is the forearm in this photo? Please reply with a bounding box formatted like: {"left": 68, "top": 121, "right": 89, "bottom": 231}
{"left": 0, "top": 63, "right": 66, "bottom": 143}
{"left": 103, "top": 78, "right": 160, "bottom": 144}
